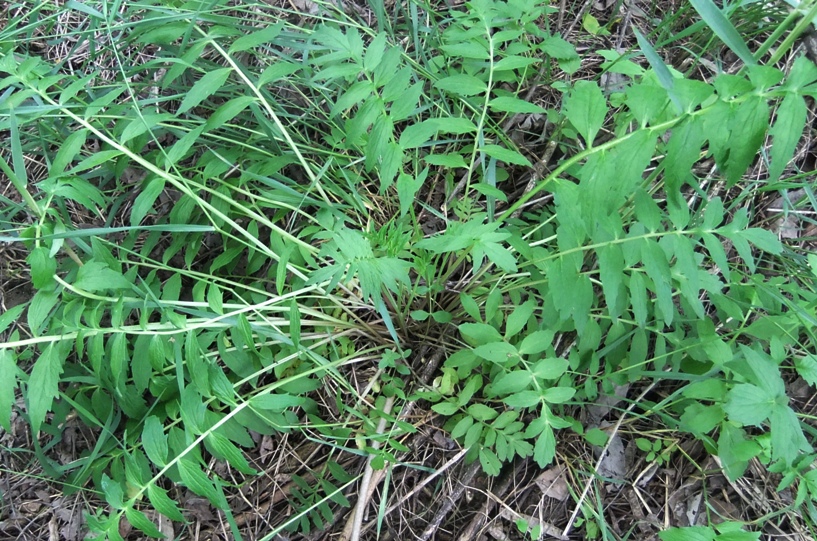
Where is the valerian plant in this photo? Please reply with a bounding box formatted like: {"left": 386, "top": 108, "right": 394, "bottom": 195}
{"left": 1, "top": 0, "right": 817, "bottom": 538}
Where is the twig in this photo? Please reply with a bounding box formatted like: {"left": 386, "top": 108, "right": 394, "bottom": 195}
{"left": 360, "top": 446, "right": 470, "bottom": 536}
{"left": 457, "top": 457, "right": 524, "bottom": 541}
{"left": 562, "top": 381, "right": 657, "bottom": 538}
{"left": 343, "top": 395, "right": 396, "bottom": 541}
{"left": 419, "top": 459, "right": 482, "bottom": 541}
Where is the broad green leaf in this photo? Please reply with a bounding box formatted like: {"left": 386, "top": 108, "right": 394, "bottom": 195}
{"left": 488, "top": 96, "right": 545, "bottom": 114}
{"left": 795, "top": 355, "right": 817, "bottom": 387}
{"left": 625, "top": 82, "right": 670, "bottom": 126}
{"left": 770, "top": 404, "right": 811, "bottom": 464}
{"left": 479, "top": 241, "right": 518, "bottom": 272}
{"left": 633, "top": 29, "right": 681, "bottom": 113}
{"left": 734, "top": 227, "right": 782, "bottom": 254}
{"left": 459, "top": 323, "right": 503, "bottom": 346}
{"left": 596, "top": 243, "right": 625, "bottom": 319}
{"left": 503, "top": 390, "right": 540, "bottom": 408}
{"left": 131, "top": 177, "right": 165, "bottom": 226}
{"left": 75, "top": 260, "right": 132, "bottom": 291}
{"left": 541, "top": 387, "right": 575, "bottom": 404}
{"left": 769, "top": 93, "right": 806, "bottom": 181}
{"left": 398, "top": 120, "right": 444, "bottom": 149}
{"left": 439, "top": 42, "right": 490, "bottom": 59}
{"left": 101, "top": 474, "right": 125, "bottom": 509}
{"left": 431, "top": 402, "right": 458, "bottom": 415}
{"left": 229, "top": 22, "right": 283, "bottom": 53}
{"left": 133, "top": 22, "right": 188, "bottom": 44}
{"left": 396, "top": 171, "right": 425, "bottom": 217}
{"left": 119, "top": 113, "right": 172, "bottom": 145}
{"left": 142, "top": 416, "right": 168, "bottom": 467}
{"left": 664, "top": 117, "right": 705, "bottom": 194}
{"left": 505, "top": 300, "right": 534, "bottom": 339}
{"left": 563, "top": 80, "right": 606, "bottom": 147}
{"left": 541, "top": 35, "right": 578, "bottom": 60}
{"left": 737, "top": 345, "right": 785, "bottom": 396}
{"left": 689, "top": 0, "right": 757, "bottom": 66}
{"left": 177, "top": 68, "right": 232, "bottom": 115}
{"left": 658, "top": 526, "right": 716, "bottom": 541}
{"left": 479, "top": 144, "right": 530, "bottom": 166}
{"left": 515, "top": 330, "right": 553, "bottom": 357}
{"left": 724, "top": 95, "right": 769, "bottom": 186}
{"left": 68, "top": 150, "right": 123, "bottom": 174}
{"left": 147, "top": 483, "right": 186, "bottom": 522}
{"left": 531, "top": 358, "right": 569, "bottom": 380}
{"left": 641, "top": 240, "right": 674, "bottom": 326}
{"left": 434, "top": 74, "right": 487, "bottom": 96}
{"left": 250, "top": 393, "right": 304, "bottom": 412}
{"left": 533, "top": 423, "right": 556, "bottom": 467}
{"left": 206, "top": 432, "right": 257, "bottom": 474}
{"left": 702, "top": 232, "right": 731, "bottom": 282}
{"left": 0, "top": 350, "right": 16, "bottom": 432}
{"left": 27, "top": 247, "right": 56, "bottom": 289}
{"left": 258, "top": 62, "right": 300, "bottom": 86}
{"left": 424, "top": 153, "right": 468, "bottom": 168}
{"left": 718, "top": 422, "right": 758, "bottom": 481}
{"left": 124, "top": 507, "right": 164, "bottom": 538}
{"left": 490, "top": 370, "right": 532, "bottom": 395}
{"left": 165, "top": 126, "right": 205, "bottom": 167}
{"left": 178, "top": 457, "right": 225, "bottom": 508}
{"left": 680, "top": 403, "right": 724, "bottom": 435}
{"left": 479, "top": 448, "right": 502, "bottom": 476}
{"left": 207, "top": 283, "right": 224, "bottom": 315}
{"left": 0, "top": 304, "right": 25, "bottom": 335}
{"left": 451, "top": 415, "right": 474, "bottom": 439}
{"left": 331, "top": 80, "right": 375, "bottom": 117}
{"left": 473, "top": 342, "right": 519, "bottom": 364}
{"left": 467, "top": 403, "right": 498, "bottom": 421}
{"left": 493, "top": 56, "right": 537, "bottom": 71}
{"left": 629, "top": 272, "right": 648, "bottom": 327}
{"left": 28, "top": 287, "right": 60, "bottom": 334}
{"left": 204, "top": 96, "right": 256, "bottom": 131}
{"left": 724, "top": 383, "right": 774, "bottom": 426}
{"left": 28, "top": 343, "right": 64, "bottom": 435}
{"left": 50, "top": 129, "right": 88, "bottom": 176}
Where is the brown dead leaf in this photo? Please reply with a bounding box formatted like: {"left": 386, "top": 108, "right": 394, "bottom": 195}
{"left": 534, "top": 465, "right": 570, "bottom": 501}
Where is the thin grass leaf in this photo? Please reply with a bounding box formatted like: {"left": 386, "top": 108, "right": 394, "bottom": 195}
{"left": 689, "top": 0, "right": 757, "bottom": 66}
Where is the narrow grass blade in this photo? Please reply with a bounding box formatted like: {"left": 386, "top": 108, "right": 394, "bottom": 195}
{"left": 689, "top": 0, "right": 757, "bottom": 66}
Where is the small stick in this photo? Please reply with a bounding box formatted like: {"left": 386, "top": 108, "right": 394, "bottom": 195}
{"left": 343, "top": 395, "right": 396, "bottom": 541}
{"left": 419, "top": 459, "right": 482, "bottom": 541}
{"left": 562, "top": 381, "right": 656, "bottom": 538}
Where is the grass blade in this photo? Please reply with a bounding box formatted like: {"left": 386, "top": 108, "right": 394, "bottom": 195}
{"left": 688, "top": 0, "right": 757, "bottom": 66}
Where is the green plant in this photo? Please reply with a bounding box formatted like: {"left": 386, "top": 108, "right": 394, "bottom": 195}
{"left": 2, "top": 0, "right": 817, "bottom": 538}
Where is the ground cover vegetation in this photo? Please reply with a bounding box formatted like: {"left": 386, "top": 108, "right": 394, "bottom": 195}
{"left": 2, "top": 0, "right": 817, "bottom": 538}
